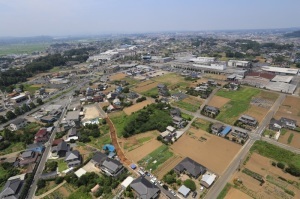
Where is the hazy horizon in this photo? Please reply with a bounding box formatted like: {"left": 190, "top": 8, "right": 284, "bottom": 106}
{"left": 1, "top": 0, "right": 300, "bottom": 37}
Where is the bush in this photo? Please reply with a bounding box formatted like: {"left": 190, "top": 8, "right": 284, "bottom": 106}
{"left": 55, "top": 177, "right": 64, "bottom": 184}
{"left": 271, "top": 162, "right": 276, "bottom": 166}
{"left": 183, "top": 179, "right": 196, "bottom": 191}
{"left": 37, "top": 179, "right": 46, "bottom": 189}
{"left": 285, "top": 165, "right": 300, "bottom": 177}
{"left": 277, "top": 162, "right": 285, "bottom": 169}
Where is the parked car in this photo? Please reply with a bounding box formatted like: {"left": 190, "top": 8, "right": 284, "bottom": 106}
{"left": 162, "top": 184, "right": 169, "bottom": 190}
{"left": 192, "top": 191, "right": 197, "bottom": 198}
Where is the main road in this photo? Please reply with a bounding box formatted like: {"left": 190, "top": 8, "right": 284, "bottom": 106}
{"left": 204, "top": 93, "right": 286, "bottom": 199}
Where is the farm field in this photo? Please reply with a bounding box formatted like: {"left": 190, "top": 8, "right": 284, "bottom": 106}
{"left": 138, "top": 145, "right": 173, "bottom": 171}
{"left": 278, "top": 130, "right": 300, "bottom": 148}
{"left": 108, "top": 111, "right": 127, "bottom": 137}
{"left": 224, "top": 187, "right": 252, "bottom": 199}
{"left": 275, "top": 96, "right": 300, "bottom": 124}
{"left": 203, "top": 74, "right": 227, "bottom": 81}
{"left": 109, "top": 73, "right": 127, "bottom": 81}
{"left": 43, "top": 183, "right": 75, "bottom": 199}
{"left": 24, "top": 84, "right": 43, "bottom": 94}
{"left": 172, "top": 96, "right": 203, "bottom": 112}
{"left": 132, "top": 80, "right": 159, "bottom": 93}
{"left": 125, "top": 139, "right": 162, "bottom": 163}
{"left": 0, "top": 43, "right": 49, "bottom": 56}
{"left": 141, "top": 87, "right": 159, "bottom": 97}
{"left": 120, "top": 131, "right": 159, "bottom": 152}
{"left": 227, "top": 151, "right": 300, "bottom": 199}
{"left": 215, "top": 87, "right": 273, "bottom": 125}
{"left": 207, "top": 95, "right": 230, "bottom": 108}
{"left": 152, "top": 73, "right": 186, "bottom": 86}
{"left": 243, "top": 105, "right": 269, "bottom": 123}
{"left": 123, "top": 100, "right": 153, "bottom": 115}
{"left": 171, "top": 127, "right": 241, "bottom": 175}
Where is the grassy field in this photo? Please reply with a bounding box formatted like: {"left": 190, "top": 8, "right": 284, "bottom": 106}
{"left": 124, "top": 136, "right": 153, "bottom": 151}
{"left": 49, "top": 66, "right": 61, "bottom": 73}
{"left": 181, "top": 112, "right": 193, "bottom": 121}
{"left": 191, "top": 119, "right": 212, "bottom": 132}
{"left": 0, "top": 43, "right": 49, "bottom": 56}
{"left": 0, "top": 142, "right": 25, "bottom": 156}
{"left": 23, "top": 84, "right": 43, "bottom": 94}
{"left": 288, "top": 133, "right": 294, "bottom": 144}
{"left": 109, "top": 111, "right": 127, "bottom": 137}
{"left": 56, "top": 159, "right": 68, "bottom": 172}
{"left": 263, "top": 129, "right": 277, "bottom": 137}
{"left": 217, "top": 183, "right": 232, "bottom": 199}
{"left": 138, "top": 145, "right": 173, "bottom": 171}
{"left": 250, "top": 140, "right": 300, "bottom": 169}
{"left": 173, "top": 100, "right": 199, "bottom": 112}
{"left": 87, "top": 134, "right": 111, "bottom": 150}
{"left": 35, "top": 181, "right": 58, "bottom": 196}
{"left": 68, "top": 187, "right": 93, "bottom": 199}
{"left": 216, "top": 87, "right": 260, "bottom": 125}
{"left": 141, "top": 87, "right": 159, "bottom": 97}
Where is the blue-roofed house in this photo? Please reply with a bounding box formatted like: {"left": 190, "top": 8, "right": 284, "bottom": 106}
{"left": 26, "top": 143, "right": 45, "bottom": 153}
{"left": 220, "top": 126, "right": 231, "bottom": 137}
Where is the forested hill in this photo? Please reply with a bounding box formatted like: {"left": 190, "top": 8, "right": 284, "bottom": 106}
{"left": 0, "top": 47, "right": 95, "bottom": 91}
{"left": 284, "top": 30, "right": 300, "bottom": 38}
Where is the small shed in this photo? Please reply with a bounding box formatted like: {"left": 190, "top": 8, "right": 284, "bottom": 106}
{"left": 75, "top": 168, "right": 87, "bottom": 178}
{"left": 121, "top": 176, "right": 134, "bottom": 189}
{"left": 200, "top": 173, "right": 217, "bottom": 188}
{"left": 220, "top": 126, "right": 231, "bottom": 137}
{"left": 130, "top": 164, "right": 137, "bottom": 169}
{"left": 103, "top": 144, "right": 115, "bottom": 152}
{"left": 178, "top": 185, "right": 191, "bottom": 198}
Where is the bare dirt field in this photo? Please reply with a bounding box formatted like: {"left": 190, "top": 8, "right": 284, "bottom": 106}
{"left": 243, "top": 105, "right": 269, "bottom": 123}
{"left": 229, "top": 152, "right": 300, "bottom": 199}
{"left": 152, "top": 73, "right": 186, "bottom": 85}
{"left": 82, "top": 105, "right": 100, "bottom": 120}
{"left": 123, "top": 100, "right": 153, "bottom": 115}
{"left": 203, "top": 74, "right": 227, "bottom": 81}
{"left": 224, "top": 187, "right": 252, "bottom": 199}
{"left": 125, "top": 138, "right": 162, "bottom": 163}
{"left": 155, "top": 155, "right": 183, "bottom": 179}
{"left": 120, "top": 131, "right": 159, "bottom": 152}
{"left": 207, "top": 95, "right": 231, "bottom": 108}
{"left": 182, "top": 95, "right": 204, "bottom": 105}
{"left": 278, "top": 130, "right": 300, "bottom": 148}
{"left": 133, "top": 80, "right": 159, "bottom": 93}
{"left": 170, "top": 127, "right": 241, "bottom": 175}
{"left": 275, "top": 96, "right": 300, "bottom": 124}
{"left": 109, "top": 73, "right": 127, "bottom": 81}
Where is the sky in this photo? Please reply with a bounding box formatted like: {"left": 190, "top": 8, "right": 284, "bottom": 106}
{"left": 0, "top": 0, "right": 300, "bottom": 37}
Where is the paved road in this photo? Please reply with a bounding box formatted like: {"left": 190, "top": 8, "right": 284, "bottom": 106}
{"left": 204, "top": 93, "right": 285, "bottom": 199}
{"left": 26, "top": 98, "right": 71, "bottom": 199}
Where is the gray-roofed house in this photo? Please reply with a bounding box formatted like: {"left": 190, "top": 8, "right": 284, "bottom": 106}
{"left": 238, "top": 115, "right": 258, "bottom": 127}
{"left": 178, "top": 185, "right": 191, "bottom": 198}
{"left": 171, "top": 93, "right": 188, "bottom": 101}
{"left": 202, "top": 105, "right": 219, "bottom": 118}
{"left": 130, "top": 176, "right": 160, "bottom": 199}
{"left": 100, "top": 158, "right": 124, "bottom": 177}
{"left": 174, "top": 157, "right": 207, "bottom": 179}
{"left": 91, "top": 152, "right": 108, "bottom": 167}
{"left": 211, "top": 123, "right": 224, "bottom": 135}
{"left": 0, "top": 175, "right": 25, "bottom": 199}
{"left": 67, "top": 127, "right": 77, "bottom": 138}
{"left": 65, "top": 150, "right": 81, "bottom": 168}
{"left": 10, "top": 118, "right": 27, "bottom": 131}
{"left": 54, "top": 141, "right": 69, "bottom": 157}
{"left": 280, "top": 117, "right": 297, "bottom": 130}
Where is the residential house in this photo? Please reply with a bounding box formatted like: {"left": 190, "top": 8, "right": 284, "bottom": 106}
{"left": 91, "top": 151, "right": 108, "bottom": 167}
{"left": 170, "top": 108, "right": 181, "bottom": 117}
{"left": 157, "top": 84, "right": 169, "bottom": 97}
{"left": 26, "top": 143, "right": 45, "bottom": 153}
{"left": 202, "top": 106, "right": 219, "bottom": 118}
{"left": 127, "top": 92, "right": 139, "bottom": 99}
{"left": 65, "top": 150, "right": 82, "bottom": 168}
{"left": 34, "top": 128, "right": 49, "bottom": 144}
{"left": 231, "top": 129, "right": 249, "bottom": 142}
{"left": 0, "top": 174, "right": 26, "bottom": 199}
{"left": 211, "top": 123, "right": 224, "bottom": 135}
{"left": 280, "top": 117, "right": 297, "bottom": 130}
{"left": 171, "top": 93, "right": 188, "bottom": 101}
{"left": 172, "top": 116, "right": 185, "bottom": 128}
{"left": 100, "top": 158, "right": 124, "bottom": 177}
{"left": 113, "top": 98, "right": 121, "bottom": 106}
{"left": 200, "top": 173, "right": 217, "bottom": 188}
{"left": 174, "top": 157, "right": 207, "bottom": 179}
{"left": 130, "top": 176, "right": 160, "bottom": 199}
{"left": 19, "top": 151, "right": 38, "bottom": 167}
{"left": 238, "top": 115, "right": 258, "bottom": 127}
{"left": 178, "top": 185, "right": 191, "bottom": 198}
{"left": 52, "top": 140, "right": 69, "bottom": 157}
{"left": 10, "top": 118, "right": 27, "bottom": 131}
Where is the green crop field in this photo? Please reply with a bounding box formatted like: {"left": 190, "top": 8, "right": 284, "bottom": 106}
{"left": 173, "top": 100, "right": 199, "bottom": 112}
{"left": 215, "top": 87, "right": 260, "bottom": 125}
{"left": 141, "top": 87, "right": 159, "bottom": 97}
{"left": 138, "top": 145, "right": 173, "bottom": 171}
{"left": 0, "top": 43, "right": 49, "bottom": 56}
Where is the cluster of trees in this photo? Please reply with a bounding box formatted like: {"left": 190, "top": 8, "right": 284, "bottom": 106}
{"left": 183, "top": 179, "right": 196, "bottom": 191}
{"left": 0, "top": 102, "right": 37, "bottom": 124}
{"left": 0, "top": 162, "right": 20, "bottom": 188}
{"left": 136, "top": 96, "right": 146, "bottom": 103}
{"left": 79, "top": 124, "right": 100, "bottom": 143}
{"left": 272, "top": 161, "right": 300, "bottom": 177}
{"left": 44, "top": 161, "right": 58, "bottom": 173}
{"left": 0, "top": 48, "right": 93, "bottom": 90}
{"left": 226, "top": 51, "right": 246, "bottom": 58}
{"left": 0, "top": 123, "right": 41, "bottom": 150}
{"left": 64, "top": 170, "right": 128, "bottom": 198}
{"left": 123, "top": 103, "right": 173, "bottom": 138}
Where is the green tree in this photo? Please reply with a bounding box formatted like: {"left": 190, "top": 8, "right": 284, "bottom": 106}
{"left": 36, "top": 98, "right": 43, "bottom": 105}
{"left": 19, "top": 84, "right": 24, "bottom": 92}
{"left": 14, "top": 107, "right": 22, "bottom": 115}
{"left": 183, "top": 179, "right": 196, "bottom": 191}
{"left": 0, "top": 115, "right": 6, "bottom": 123}
{"left": 37, "top": 179, "right": 46, "bottom": 189}
{"left": 6, "top": 111, "right": 16, "bottom": 120}
{"left": 21, "top": 103, "right": 29, "bottom": 112}
{"left": 29, "top": 102, "right": 36, "bottom": 109}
